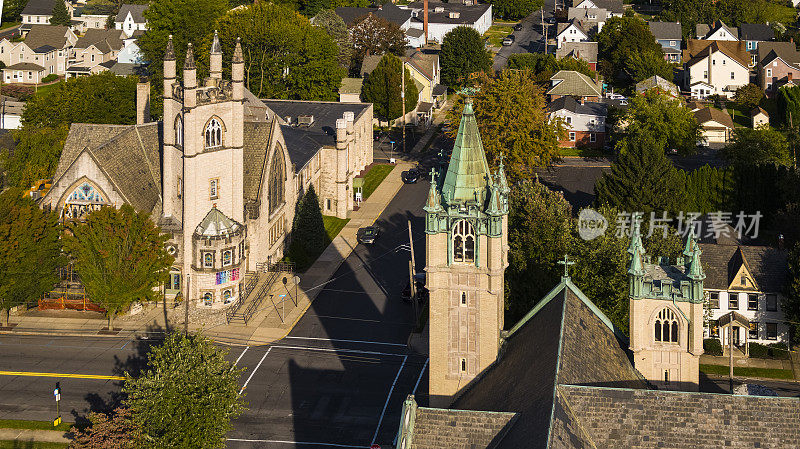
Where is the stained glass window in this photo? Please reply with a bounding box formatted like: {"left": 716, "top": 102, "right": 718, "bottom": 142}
{"left": 223, "top": 250, "right": 232, "bottom": 266}
{"left": 62, "top": 182, "right": 106, "bottom": 220}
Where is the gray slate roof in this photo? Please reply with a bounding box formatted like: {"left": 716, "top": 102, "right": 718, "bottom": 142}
{"left": 567, "top": 7, "right": 606, "bottom": 23}
{"left": 53, "top": 122, "right": 162, "bottom": 215}
{"left": 21, "top": 0, "right": 56, "bottom": 16}
{"left": 5, "top": 62, "right": 45, "bottom": 71}
{"left": 242, "top": 120, "right": 274, "bottom": 202}
{"left": 573, "top": 0, "right": 624, "bottom": 14}
{"left": 757, "top": 41, "right": 800, "bottom": 66}
{"left": 739, "top": 23, "right": 775, "bottom": 42}
{"left": 24, "top": 24, "right": 72, "bottom": 50}
{"left": 547, "top": 96, "right": 607, "bottom": 117}
{"left": 648, "top": 21, "right": 682, "bottom": 41}
{"left": 115, "top": 4, "right": 147, "bottom": 23}
{"left": 195, "top": 207, "right": 243, "bottom": 237}
{"left": 334, "top": 2, "right": 411, "bottom": 27}
{"left": 74, "top": 28, "right": 124, "bottom": 53}
{"left": 410, "top": 408, "right": 517, "bottom": 449}
{"left": 699, "top": 243, "right": 788, "bottom": 293}
{"left": 406, "top": 1, "right": 492, "bottom": 25}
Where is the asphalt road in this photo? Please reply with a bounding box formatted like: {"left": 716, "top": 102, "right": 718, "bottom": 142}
{"left": 492, "top": 13, "right": 546, "bottom": 72}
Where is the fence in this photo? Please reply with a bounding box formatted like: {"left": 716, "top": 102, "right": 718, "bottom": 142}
{"left": 39, "top": 287, "right": 105, "bottom": 312}
{"left": 225, "top": 261, "right": 295, "bottom": 325}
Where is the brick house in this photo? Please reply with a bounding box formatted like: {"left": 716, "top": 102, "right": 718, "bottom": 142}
{"left": 547, "top": 96, "right": 607, "bottom": 148}
{"left": 756, "top": 41, "right": 800, "bottom": 95}
{"left": 555, "top": 41, "right": 598, "bottom": 71}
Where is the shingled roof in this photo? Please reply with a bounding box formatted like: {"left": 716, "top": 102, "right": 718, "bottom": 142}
{"left": 74, "top": 28, "right": 124, "bottom": 53}
{"left": 410, "top": 407, "right": 517, "bottom": 449}
{"left": 694, "top": 106, "right": 735, "bottom": 129}
{"left": 684, "top": 39, "right": 750, "bottom": 69}
{"left": 648, "top": 21, "right": 682, "bottom": 41}
{"left": 547, "top": 70, "right": 602, "bottom": 97}
{"left": 24, "top": 25, "right": 72, "bottom": 50}
{"left": 699, "top": 243, "right": 788, "bottom": 293}
{"left": 21, "top": 0, "right": 56, "bottom": 16}
{"left": 242, "top": 120, "right": 275, "bottom": 203}
{"left": 115, "top": 4, "right": 147, "bottom": 23}
{"left": 555, "top": 41, "right": 598, "bottom": 64}
{"left": 739, "top": 23, "right": 775, "bottom": 42}
{"left": 757, "top": 41, "right": 800, "bottom": 67}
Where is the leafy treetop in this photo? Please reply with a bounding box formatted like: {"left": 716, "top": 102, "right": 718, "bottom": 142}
{"left": 439, "top": 26, "right": 492, "bottom": 87}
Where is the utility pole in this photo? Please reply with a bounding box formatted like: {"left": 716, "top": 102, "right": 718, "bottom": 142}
{"left": 408, "top": 220, "right": 417, "bottom": 320}
{"left": 729, "top": 311, "right": 734, "bottom": 393}
{"left": 541, "top": 7, "right": 547, "bottom": 54}
{"left": 184, "top": 274, "right": 190, "bottom": 335}
{"left": 401, "top": 60, "right": 406, "bottom": 154}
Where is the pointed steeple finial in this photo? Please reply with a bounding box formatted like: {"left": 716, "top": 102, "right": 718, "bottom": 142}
{"left": 558, "top": 254, "right": 575, "bottom": 279}
{"left": 233, "top": 37, "right": 244, "bottom": 63}
{"left": 627, "top": 215, "right": 645, "bottom": 256}
{"left": 497, "top": 151, "right": 509, "bottom": 194}
{"left": 424, "top": 168, "right": 442, "bottom": 212}
{"left": 211, "top": 30, "right": 222, "bottom": 54}
{"left": 164, "top": 34, "right": 175, "bottom": 60}
{"left": 688, "top": 232, "right": 705, "bottom": 281}
{"left": 184, "top": 42, "right": 195, "bottom": 69}
{"left": 627, "top": 216, "right": 646, "bottom": 277}
{"left": 683, "top": 225, "right": 696, "bottom": 258}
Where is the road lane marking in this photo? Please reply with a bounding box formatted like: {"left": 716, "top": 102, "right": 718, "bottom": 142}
{"left": 239, "top": 347, "right": 271, "bottom": 395}
{"left": 272, "top": 344, "right": 404, "bottom": 358}
{"left": 0, "top": 370, "right": 124, "bottom": 380}
{"left": 233, "top": 346, "right": 249, "bottom": 367}
{"left": 227, "top": 439, "right": 367, "bottom": 448}
{"left": 372, "top": 355, "right": 407, "bottom": 446}
{"left": 412, "top": 358, "right": 429, "bottom": 395}
{"left": 284, "top": 336, "right": 408, "bottom": 347}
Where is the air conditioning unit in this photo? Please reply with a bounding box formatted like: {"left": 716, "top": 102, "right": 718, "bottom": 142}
{"left": 449, "top": 11, "right": 461, "bottom": 19}
{"left": 298, "top": 115, "right": 314, "bottom": 127}
{"left": 434, "top": 6, "right": 444, "bottom": 12}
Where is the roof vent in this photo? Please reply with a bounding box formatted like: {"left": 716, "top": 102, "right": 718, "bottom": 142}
{"left": 449, "top": 11, "right": 461, "bottom": 19}
{"left": 463, "top": 0, "right": 474, "bottom": 5}
{"left": 284, "top": 115, "right": 293, "bottom": 124}
{"left": 298, "top": 115, "right": 314, "bottom": 127}
{"left": 434, "top": 6, "right": 444, "bottom": 13}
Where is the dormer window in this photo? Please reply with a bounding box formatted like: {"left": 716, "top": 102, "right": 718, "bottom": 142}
{"left": 205, "top": 118, "right": 222, "bottom": 149}
{"left": 453, "top": 220, "right": 475, "bottom": 263}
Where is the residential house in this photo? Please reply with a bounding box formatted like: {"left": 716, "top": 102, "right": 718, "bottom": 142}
{"left": 635, "top": 75, "right": 679, "bottom": 97}
{"left": 567, "top": 7, "right": 606, "bottom": 34}
{"left": 72, "top": 4, "right": 114, "bottom": 34}
{"left": 739, "top": 23, "right": 775, "bottom": 63}
{"left": 555, "top": 41, "right": 598, "bottom": 71}
{"left": 0, "top": 24, "right": 77, "bottom": 83}
{"left": 404, "top": 49, "right": 444, "bottom": 124}
{"left": 756, "top": 41, "right": 800, "bottom": 95}
{"left": 115, "top": 4, "right": 148, "bottom": 39}
{"left": 117, "top": 35, "right": 144, "bottom": 65}
{"left": 751, "top": 107, "right": 769, "bottom": 128}
{"left": 66, "top": 28, "right": 124, "bottom": 78}
{"left": 400, "top": 1, "right": 493, "bottom": 45}
{"left": 547, "top": 70, "right": 603, "bottom": 102}
{"left": 699, "top": 225, "right": 789, "bottom": 345}
{"left": 20, "top": 0, "right": 74, "bottom": 34}
{"left": 648, "top": 21, "right": 682, "bottom": 62}
{"left": 694, "top": 106, "right": 735, "bottom": 143}
{"left": 339, "top": 77, "right": 363, "bottom": 103}
{"left": 0, "top": 96, "right": 25, "bottom": 129}
{"left": 683, "top": 39, "right": 750, "bottom": 98}
{"left": 572, "top": 0, "right": 624, "bottom": 17}
{"left": 334, "top": 3, "right": 418, "bottom": 45}
{"left": 556, "top": 20, "right": 589, "bottom": 49}
{"left": 695, "top": 20, "right": 739, "bottom": 41}
{"left": 547, "top": 96, "right": 607, "bottom": 148}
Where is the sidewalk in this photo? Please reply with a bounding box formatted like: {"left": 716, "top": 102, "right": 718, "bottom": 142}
{"left": 3, "top": 161, "right": 415, "bottom": 346}
{"left": 0, "top": 428, "right": 70, "bottom": 443}
{"left": 700, "top": 354, "right": 794, "bottom": 371}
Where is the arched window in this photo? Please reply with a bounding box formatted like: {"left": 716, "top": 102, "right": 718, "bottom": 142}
{"left": 205, "top": 118, "right": 222, "bottom": 149}
{"left": 203, "top": 292, "right": 213, "bottom": 306}
{"left": 655, "top": 308, "right": 679, "bottom": 343}
{"left": 62, "top": 181, "right": 106, "bottom": 220}
{"left": 175, "top": 116, "right": 183, "bottom": 147}
{"left": 268, "top": 148, "right": 286, "bottom": 215}
{"left": 452, "top": 220, "right": 475, "bottom": 263}
{"left": 223, "top": 289, "right": 232, "bottom": 304}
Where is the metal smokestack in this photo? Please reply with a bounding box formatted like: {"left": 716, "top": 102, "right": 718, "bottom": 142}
{"left": 424, "top": 0, "right": 429, "bottom": 44}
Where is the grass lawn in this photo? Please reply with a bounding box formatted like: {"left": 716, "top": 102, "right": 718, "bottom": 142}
{"left": 0, "top": 442, "right": 67, "bottom": 449}
{"left": 559, "top": 147, "right": 607, "bottom": 158}
{"left": 726, "top": 102, "right": 751, "bottom": 128}
{"left": 361, "top": 164, "right": 395, "bottom": 200}
{"left": 700, "top": 363, "right": 794, "bottom": 380}
{"left": 483, "top": 24, "right": 513, "bottom": 48}
{"left": 0, "top": 21, "right": 20, "bottom": 30}
{"left": 322, "top": 215, "right": 349, "bottom": 242}
{"left": 0, "top": 420, "right": 72, "bottom": 433}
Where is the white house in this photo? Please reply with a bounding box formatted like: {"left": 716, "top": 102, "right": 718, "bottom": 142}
{"left": 694, "top": 106, "right": 735, "bottom": 144}
{"left": 20, "top": 0, "right": 74, "bottom": 34}
{"left": 117, "top": 39, "right": 143, "bottom": 64}
{"left": 571, "top": 0, "right": 624, "bottom": 17}
{"left": 0, "top": 24, "right": 77, "bottom": 82}
{"left": 683, "top": 39, "right": 750, "bottom": 98}
{"left": 547, "top": 96, "right": 607, "bottom": 148}
{"left": 696, "top": 20, "right": 739, "bottom": 41}
{"left": 556, "top": 20, "right": 589, "bottom": 49}
{"left": 0, "top": 97, "right": 24, "bottom": 130}
{"left": 400, "top": 1, "right": 492, "bottom": 45}
{"left": 114, "top": 4, "right": 147, "bottom": 38}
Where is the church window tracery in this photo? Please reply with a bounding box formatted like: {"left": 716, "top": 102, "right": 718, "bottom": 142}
{"left": 205, "top": 118, "right": 222, "bottom": 148}
{"left": 654, "top": 308, "right": 679, "bottom": 343}
{"left": 61, "top": 182, "right": 107, "bottom": 220}
{"left": 453, "top": 220, "right": 475, "bottom": 263}
{"left": 268, "top": 148, "right": 286, "bottom": 215}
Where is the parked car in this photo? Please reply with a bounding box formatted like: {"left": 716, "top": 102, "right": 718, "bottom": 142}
{"left": 513, "top": 23, "right": 523, "bottom": 31}
{"left": 401, "top": 169, "right": 420, "bottom": 184}
{"left": 502, "top": 35, "right": 515, "bottom": 46}
{"left": 357, "top": 226, "right": 379, "bottom": 244}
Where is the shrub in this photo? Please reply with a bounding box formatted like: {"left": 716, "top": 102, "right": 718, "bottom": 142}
{"left": 41, "top": 74, "right": 58, "bottom": 83}
{"left": 748, "top": 342, "right": 791, "bottom": 359}
{"left": 704, "top": 338, "right": 723, "bottom": 356}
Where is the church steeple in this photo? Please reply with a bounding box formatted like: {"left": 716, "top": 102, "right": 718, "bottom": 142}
{"left": 441, "top": 98, "right": 492, "bottom": 205}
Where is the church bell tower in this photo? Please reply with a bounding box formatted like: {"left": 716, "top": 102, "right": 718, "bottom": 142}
{"left": 425, "top": 98, "right": 509, "bottom": 407}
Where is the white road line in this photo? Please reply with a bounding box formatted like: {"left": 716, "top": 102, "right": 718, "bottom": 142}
{"left": 227, "top": 439, "right": 367, "bottom": 448}
{"left": 371, "top": 354, "right": 408, "bottom": 446}
{"left": 233, "top": 346, "right": 249, "bottom": 367}
{"left": 271, "top": 344, "right": 404, "bottom": 358}
{"left": 239, "top": 347, "right": 271, "bottom": 395}
{"left": 284, "top": 336, "right": 408, "bottom": 347}
{"left": 412, "top": 358, "right": 429, "bottom": 395}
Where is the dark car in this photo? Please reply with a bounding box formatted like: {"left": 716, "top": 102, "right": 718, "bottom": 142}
{"left": 357, "top": 226, "right": 379, "bottom": 244}
{"left": 401, "top": 169, "right": 420, "bottom": 184}
{"left": 513, "top": 23, "right": 523, "bottom": 31}
{"left": 402, "top": 273, "right": 428, "bottom": 303}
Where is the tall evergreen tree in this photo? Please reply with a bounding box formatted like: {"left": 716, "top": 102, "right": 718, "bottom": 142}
{"left": 594, "top": 132, "right": 688, "bottom": 214}
{"left": 50, "top": 0, "right": 71, "bottom": 26}
{"left": 288, "top": 186, "right": 329, "bottom": 270}
{"left": 439, "top": 26, "right": 492, "bottom": 87}
{"left": 784, "top": 243, "right": 800, "bottom": 345}
{"left": 360, "top": 54, "right": 419, "bottom": 124}
{"left": 0, "top": 188, "right": 63, "bottom": 326}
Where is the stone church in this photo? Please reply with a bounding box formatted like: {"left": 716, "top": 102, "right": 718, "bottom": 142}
{"left": 42, "top": 33, "right": 374, "bottom": 308}
{"left": 399, "top": 101, "right": 800, "bottom": 448}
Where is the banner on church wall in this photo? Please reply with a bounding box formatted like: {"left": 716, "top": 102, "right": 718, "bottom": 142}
{"left": 216, "top": 268, "right": 240, "bottom": 285}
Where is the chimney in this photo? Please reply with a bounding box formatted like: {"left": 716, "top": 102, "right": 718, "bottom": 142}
{"left": 344, "top": 111, "right": 355, "bottom": 136}
{"left": 136, "top": 78, "right": 150, "bottom": 125}
{"left": 424, "top": 0, "right": 429, "bottom": 44}
{"left": 335, "top": 118, "right": 347, "bottom": 150}
{"left": 790, "top": 72, "right": 794, "bottom": 81}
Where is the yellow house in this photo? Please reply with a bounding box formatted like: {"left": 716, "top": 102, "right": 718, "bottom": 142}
{"left": 403, "top": 50, "right": 446, "bottom": 126}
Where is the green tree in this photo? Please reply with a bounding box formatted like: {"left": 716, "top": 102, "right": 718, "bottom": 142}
{"left": 50, "top": 0, "right": 71, "bottom": 26}
{"left": 659, "top": 0, "right": 718, "bottom": 39}
{"left": 69, "top": 407, "right": 139, "bottom": 449}
{"left": 439, "top": 26, "right": 492, "bottom": 87}
{"left": 314, "top": 9, "right": 352, "bottom": 70}
{"left": 2, "top": 124, "right": 69, "bottom": 188}
{"left": 207, "top": 2, "right": 344, "bottom": 100}
{"left": 617, "top": 89, "right": 700, "bottom": 155}
{"left": 2, "top": 0, "right": 26, "bottom": 23}
{"left": 350, "top": 14, "right": 407, "bottom": 68}
{"left": 595, "top": 16, "right": 665, "bottom": 83}
{"left": 0, "top": 189, "right": 63, "bottom": 326}
{"left": 505, "top": 179, "right": 572, "bottom": 323}
{"left": 491, "top": 0, "right": 543, "bottom": 20}
{"left": 624, "top": 49, "right": 675, "bottom": 83}
{"left": 360, "top": 54, "right": 418, "bottom": 124}
{"left": 723, "top": 126, "right": 792, "bottom": 167}
{"left": 65, "top": 205, "right": 173, "bottom": 329}
{"left": 507, "top": 53, "right": 593, "bottom": 83}
{"left": 784, "top": 243, "right": 800, "bottom": 345}
{"left": 595, "top": 132, "right": 688, "bottom": 215}
{"left": 123, "top": 333, "right": 245, "bottom": 449}
{"left": 288, "top": 186, "right": 329, "bottom": 270}
{"left": 445, "top": 70, "right": 565, "bottom": 182}
{"left": 734, "top": 83, "right": 765, "bottom": 110}
{"left": 777, "top": 85, "right": 800, "bottom": 127}
{"left": 684, "top": 164, "right": 733, "bottom": 213}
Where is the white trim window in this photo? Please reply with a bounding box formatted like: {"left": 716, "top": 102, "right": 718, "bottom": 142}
{"left": 569, "top": 131, "right": 576, "bottom": 141}
{"left": 205, "top": 118, "right": 223, "bottom": 148}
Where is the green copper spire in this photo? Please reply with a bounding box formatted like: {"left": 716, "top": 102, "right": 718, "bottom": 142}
{"left": 683, "top": 226, "right": 696, "bottom": 258}
{"left": 486, "top": 180, "right": 502, "bottom": 216}
{"left": 497, "top": 153, "right": 510, "bottom": 194}
{"left": 441, "top": 98, "right": 492, "bottom": 204}
{"left": 424, "top": 168, "right": 443, "bottom": 212}
{"left": 628, "top": 219, "right": 646, "bottom": 276}
{"left": 688, "top": 235, "right": 705, "bottom": 281}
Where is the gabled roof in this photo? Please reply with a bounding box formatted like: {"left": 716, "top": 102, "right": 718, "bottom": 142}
{"left": 21, "top": 0, "right": 56, "bottom": 16}
{"left": 693, "top": 106, "right": 735, "bottom": 129}
{"left": 404, "top": 50, "right": 438, "bottom": 81}
{"left": 115, "top": 4, "right": 147, "bottom": 23}
{"left": 635, "top": 75, "right": 679, "bottom": 96}
{"left": 409, "top": 407, "right": 517, "bottom": 448}
{"left": 572, "top": 0, "right": 624, "bottom": 14}
{"left": 24, "top": 24, "right": 72, "bottom": 50}
{"left": 339, "top": 77, "right": 363, "bottom": 95}
{"left": 648, "top": 21, "right": 682, "bottom": 41}
{"left": 699, "top": 243, "right": 788, "bottom": 293}
{"left": 546, "top": 96, "right": 606, "bottom": 117}
{"left": 547, "top": 70, "right": 602, "bottom": 97}
{"left": 4, "top": 62, "right": 45, "bottom": 71}
{"left": 556, "top": 19, "right": 588, "bottom": 38}
{"left": 441, "top": 99, "right": 492, "bottom": 204}
{"left": 751, "top": 106, "right": 769, "bottom": 117}
{"left": 683, "top": 39, "right": 750, "bottom": 69}
{"left": 567, "top": 7, "right": 607, "bottom": 23}
{"left": 757, "top": 41, "right": 800, "bottom": 67}
{"left": 697, "top": 20, "right": 738, "bottom": 40}
{"left": 739, "top": 23, "right": 775, "bottom": 42}
{"left": 195, "top": 206, "right": 243, "bottom": 238}
{"left": 555, "top": 41, "right": 598, "bottom": 63}
{"left": 74, "top": 28, "right": 124, "bottom": 53}
{"left": 360, "top": 54, "right": 383, "bottom": 77}
{"left": 334, "top": 2, "right": 412, "bottom": 27}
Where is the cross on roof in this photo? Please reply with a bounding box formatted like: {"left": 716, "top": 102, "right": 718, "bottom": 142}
{"left": 429, "top": 167, "right": 437, "bottom": 180}
{"left": 558, "top": 254, "right": 575, "bottom": 278}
